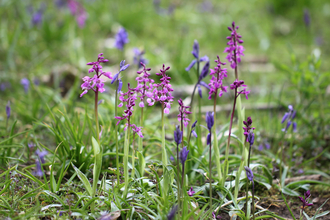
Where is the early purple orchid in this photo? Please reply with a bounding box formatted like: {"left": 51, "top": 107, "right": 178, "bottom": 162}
{"left": 230, "top": 79, "right": 250, "bottom": 99}
{"left": 80, "top": 53, "right": 112, "bottom": 97}
{"left": 67, "top": 0, "right": 87, "bottom": 28}
{"left": 188, "top": 187, "right": 195, "bottom": 196}
{"left": 299, "top": 190, "right": 313, "bottom": 210}
{"left": 115, "top": 83, "right": 143, "bottom": 138}
{"left": 151, "top": 64, "right": 174, "bottom": 114}
{"left": 243, "top": 117, "right": 255, "bottom": 142}
{"left": 208, "top": 55, "right": 228, "bottom": 100}
{"left": 136, "top": 63, "right": 155, "bottom": 108}
{"left": 177, "top": 98, "right": 191, "bottom": 127}
{"left": 224, "top": 21, "right": 244, "bottom": 69}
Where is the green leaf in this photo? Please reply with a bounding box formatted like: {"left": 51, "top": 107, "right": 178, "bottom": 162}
{"left": 71, "top": 163, "right": 92, "bottom": 196}
{"left": 281, "top": 187, "right": 299, "bottom": 196}
{"left": 92, "top": 136, "right": 100, "bottom": 155}
{"left": 137, "top": 151, "right": 145, "bottom": 177}
{"left": 312, "top": 198, "right": 329, "bottom": 220}
{"left": 42, "top": 190, "right": 67, "bottom": 207}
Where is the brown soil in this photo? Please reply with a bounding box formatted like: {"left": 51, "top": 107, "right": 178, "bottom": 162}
{"left": 212, "top": 192, "right": 330, "bottom": 220}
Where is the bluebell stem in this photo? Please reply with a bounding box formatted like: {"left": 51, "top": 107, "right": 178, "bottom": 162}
{"left": 186, "top": 40, "right": 209, "bottom": 161}
{"left": 180, "top": 146, "right": 189, "bottom": 192}
{"left": 244, "top": 166, "right": 255, "bottom": 220}
{"left": 244, "top": 117, "right": 255, "bottom": 218}
{"left": 167, "top": 205, "right": 178, "bottom": 220}
{"left": 6, "top": 101, "right": 10, "bottom": 119}
{"left": 206, "top": 111, "right": 214, "bottom": 208}
{"left": 174, "top": 125, "right": 182, "bottom": 211}
{"left": 112, "top": 60, "right": 130, "bottom": 185}
{"left": 280, "top": 105, "right": 297, "bottom": 181}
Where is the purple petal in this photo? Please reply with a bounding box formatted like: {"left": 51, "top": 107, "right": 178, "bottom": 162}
{"left": 185, "top": 60, "right": 197, "bottom": 71}
{"left": 120, "top": 64, "right": 130, "bottom": 72}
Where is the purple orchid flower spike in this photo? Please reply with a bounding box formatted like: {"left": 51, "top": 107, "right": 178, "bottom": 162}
{"left": 136, "top": 63, "right": 154, "bottom": 107}
{"left": 243, "top": 116, "right": 255, "bottom": 142}
{"left": 114, "top": 27, "right": 129, "bottom": 51}
{"left": 115, "top": 83, "right": 143, "bottom": 138}
{"left": 67, "top": 0, "right": 87, "bottom": 28}
{"left": 224, "top": 21, "right": 244, "bottom": 69}
{"left": 298, "top": 190, "right": 313, "bottom": 210}
{"left": 177, "top": 99, "right": 191, "bottom": 127}
{"left": 80, "top": 53, "right": 112, "bottom": 97}
{"left": 153, "top": 64, "right": 174, "bottom": 114}
{"left": 208, "top": 55, "right": 228, "bottom": 100}
{"left": 230, "top": 79, "right": 250, "bottom": 99}
{"left": 188, "top": 187, "right": 195, "bottom": 196}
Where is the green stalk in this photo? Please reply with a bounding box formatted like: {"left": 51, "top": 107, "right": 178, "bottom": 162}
{"left": 289, "top": 129, "right": 294, "bottom": 167}
{"left": 115, "top": 81, "right": 120, "bottom": 185}
{"left": 161, "top": 103, "right": 167, "bottom": 170}
{"left": 224, "top": 88, "right": 238, "bottom": 185}
{"left": 95, "top": 88, "right": 100, "bottom": 144}
{"left": 245, "top": 143, "right": 252, "bottom": 218}
{"left": 161, "top": 103, "right": 168, "bottom": 204}
{"left": 213, "top": 92, "right": 222, "bottom": 185}
{"left": 131, "top": 133, "right": 136, "bottom": 178}
{"left": 139, "top": 107, "right": 144, "bottom": 153}
{"left": 176, "top": 142, "right": 181, "bottom": 214}
{"left": 252, "top": 181, "right": 255, "bottom": 220}
{"left": 123, "top": 121, "right": 131, "bottom": 198}
{"left": 209, "top": 130, "right": 212, "bottom": 209}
